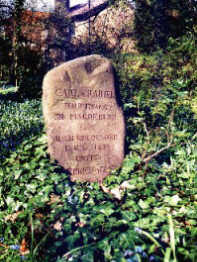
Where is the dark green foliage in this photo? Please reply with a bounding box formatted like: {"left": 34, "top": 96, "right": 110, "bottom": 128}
{"left": 0, "top": 1, "right": 71, "bottom": 99}
{"left": 0, "top": 98, "right": 43, "bottom": 159}
{"left": 0, "top": 1, "right": 197, "bottom": 261}
{"left": 16, "top": 47, "right": 48, "bottom": 99}
{"left": 133, "top": 0, "right": 197, "bottom": 51}
{"left": 0, "top": 30, "right": 197, "bottom": 261}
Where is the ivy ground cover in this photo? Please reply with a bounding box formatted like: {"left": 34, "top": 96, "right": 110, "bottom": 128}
{"left": 0, "top": 34, "right": 197, "bottom": 261}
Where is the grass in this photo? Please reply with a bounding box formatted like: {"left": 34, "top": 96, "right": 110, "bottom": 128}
{"left": 0, "top": 94, "right": 43, "bottom": 161}
{"left": 0, "top": 85, "right": 17, "bottom": 95}
{"left": 0, "top": 31, "right": 197, "bottom": 261}
{"left": 0, "top": 78, "right": 196, "bottom": 262}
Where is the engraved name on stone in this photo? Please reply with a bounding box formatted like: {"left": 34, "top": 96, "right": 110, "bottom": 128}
{"left": 42, "top": 55, "right": 125, "bottom": 182}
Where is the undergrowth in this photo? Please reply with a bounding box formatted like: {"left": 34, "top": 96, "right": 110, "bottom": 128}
{"left": 0, "top": 21, "right": 197, "bottom": 262}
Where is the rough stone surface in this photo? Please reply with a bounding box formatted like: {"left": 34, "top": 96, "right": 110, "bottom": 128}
{"left": 42, "top": 55, "right": 125, "bottom": 182}
{"left": 72, "top": 2, "right": 137, "bottom": 54}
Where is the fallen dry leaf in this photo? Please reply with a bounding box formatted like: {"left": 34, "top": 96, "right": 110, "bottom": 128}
{"left": 48, "top": 194, "right": 61, "bottom": 204}
{"left": 110, "top": 187, "right": 122, "bottom": 200}
{"left": 4, "top": 211, "right": 22, "bottom": 222}
{"left": 53, "top": 220, "right": 63, "bottom": 231}
{"left": 20, "top": 238, "right": 30, "bottom": 256}
{"left": 100, "top": 184, "right": 122, "bottom": 200}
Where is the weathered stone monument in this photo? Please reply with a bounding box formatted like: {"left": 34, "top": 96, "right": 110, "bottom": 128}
{"left": 42, "top": 55, "right": 125, "bottom": 182}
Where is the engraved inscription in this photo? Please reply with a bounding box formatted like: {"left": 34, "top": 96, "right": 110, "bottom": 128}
{"left": 54, "top": 113, "right": 64, "bottom": 120}
{"left": 76, "top": 134, "right": 117, "bottom": 141}
{"left": 54, "top": 135, "right": 74, "bottom": 142}
{"left": 76, "top": 155, "right": 101, "bottom": 161}
{"left": 43, "top": 55, "right": 125, "bottom": 182}
{"left": 54, "top": 113, "right": 117, "bottom": 121}
{"left": 70, "top": 113, "right": 116, "bottom": 121}
{"left": 68, "top": 166, "right": 109, "bottom": 175}
{"left": 62, "top": 143, "right": 111, "bottom": 152}
{"left": 55, "top": 88, "right": 115, "bottom": 99}
{"left": 52, "top": 134, "right": 117, "bottom": 142}
{"left": 64, "top": 102, "right": 115, "bottom": 111}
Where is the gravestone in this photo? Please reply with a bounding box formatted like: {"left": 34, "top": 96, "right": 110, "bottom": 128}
{"left": 42, "top": 55, "right": 125, "bottom": 182}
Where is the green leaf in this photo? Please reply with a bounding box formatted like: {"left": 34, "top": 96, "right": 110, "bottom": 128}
{"left": 138, "top": 199, "right": 150, "bottom": 209}
{"left": 164, "top": 195, "right": 182, "bottom": 206}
